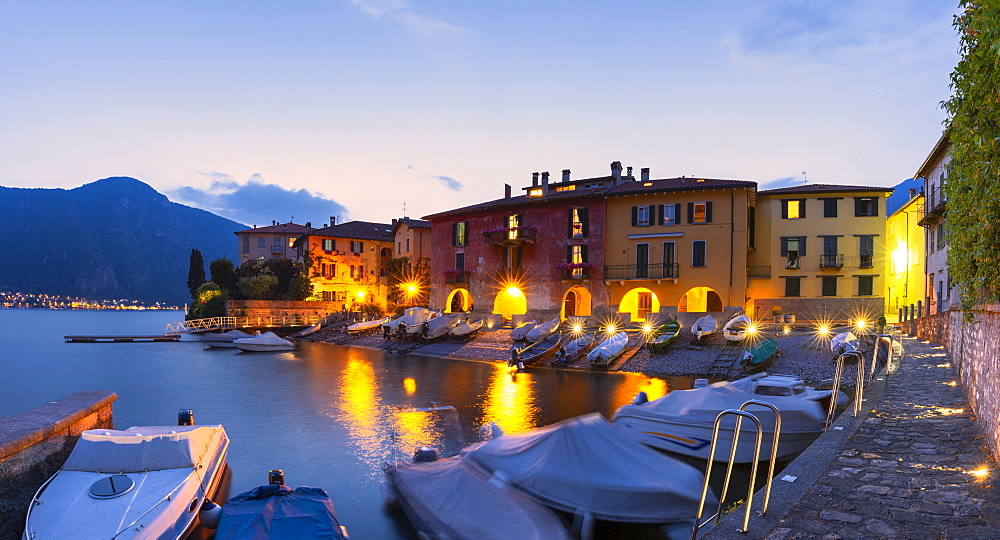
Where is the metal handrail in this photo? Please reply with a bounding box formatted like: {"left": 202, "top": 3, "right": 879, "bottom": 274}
{"left": 691, "top": 408, "right": 765, "bottom": 538}
{"left": 870, "top": 334, "right": 896, "bottom": 381}
{"left": 739, "top": 400, "right": 782, "bottom": 516}
{"left": 825, "top": 351, "right": 865, "bottom": 429}
{"left": 164, "top": 314, "right": 321, "bottom": 335}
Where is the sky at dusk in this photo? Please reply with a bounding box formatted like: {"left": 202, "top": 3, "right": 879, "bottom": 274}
{"left": 0, "top": 1, "right": 960, "bottom": 227}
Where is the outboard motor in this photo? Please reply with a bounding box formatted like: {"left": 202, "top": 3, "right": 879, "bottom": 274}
{"left": 632, "top": 391, "right": 648, "bottom": 405}
{"left": 478, "top": 422, "right": 505, "bottom": 441}
{"left": 178, "top": 409, "right": 194, "bottom": 426}
{"left": 199, "top": 499, "right": 221, "bottom": 529}
{"left": 268, "top": 469, "right": 285, "bottom": 486}
{"left": 516, "top": 361, "right": 525, "bottom": 372}
{"left": 413, "top": 446, "right": 438, "bottom": 463}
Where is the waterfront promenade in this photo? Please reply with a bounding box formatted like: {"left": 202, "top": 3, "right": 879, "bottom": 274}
{"left": 710, "top": 336, "right": 1000, "bottom": 539}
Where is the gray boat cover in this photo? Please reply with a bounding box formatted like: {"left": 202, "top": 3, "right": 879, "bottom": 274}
{"left": 614, "top": 382, "right": 824, "bottom": 434}
{"left": 466, "top": 413, "right": 713, "bottom": 523}
{"left": 215, "top": 484, "right": 346, "bottom": 539}
{"left": 204, "top": 330, "right": 253, "bottom": 341}
{"left": 234, "top": 331, "right": 293, "bottom": 346}
{"left": 586, "top": 332, "right": 627, "bottom": 363}
{"left": 62, "top": 425, "right": 226, "bottom": 472}
{"left": 385, "top": 457, "right": 570, "bottom": 540}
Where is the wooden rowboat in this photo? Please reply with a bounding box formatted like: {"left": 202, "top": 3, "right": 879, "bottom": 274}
{"left": 742, "top": 337, "right": 778, "bottom": 373}
{"left": 647, "top": 320, "right": 681, "bottom": 353}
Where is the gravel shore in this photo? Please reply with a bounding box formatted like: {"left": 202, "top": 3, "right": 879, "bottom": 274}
{"left": 302, "top": 321, "right": 876, "bottom": 386}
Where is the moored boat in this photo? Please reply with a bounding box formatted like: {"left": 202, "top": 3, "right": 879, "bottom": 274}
{"left": 741, "top": 336, "right": 778, "bottom": 372}
{"left": 203, "top": 330, "right": 254, "bottom": 348}
{"left": 383, "top": 308, "right": 431, "bottom": 338}
{"left": 24, "top": 412, "right": 229, "bottom": 539}
{"left": 586, "top": 331, "right": 628, "bottom": 367}
{"left": 510, "top": 332, "right": 562, "bottom": 367}
{"left": 347, "top": 316, "right": 390, "bottom": 334}
{"left": 722, "top": 314, "right": 753, "bottom": 341}
{"left": 234, "top": 331, "right": 294, "bottom": 352}
{"left": 612, "top": 380, "right": 825, "bottom": 463}
{"left": 728, "top": 372, "right": 848, "bottom": 408}
{"left": 647, "top": 320, "right": 681, "bottom": 352}
{"left": 552, "top": 333, "right": 595, "bottom": 365}
{"left": 691, "top": 315, "right": 717, "bottom": 340}
{"left": 510, "top": 321, "right": 537, "bottom": 341}
{"left": 525, "top": 318, "right": 559, "bottom": 342}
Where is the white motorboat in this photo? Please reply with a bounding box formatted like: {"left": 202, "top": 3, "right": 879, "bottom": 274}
{"left": 421, "top": 314, "right": 461, "bottom": 340}
{"left": 466, "top": 413, "right": 714, "bottom": 525}
{"left": 612, "top": 380, "right": 825, "bottom": 463}
{"left": 234, "top": 331, "right": 294, "bottom": 352}
{"left": 722, "top": 314, "right": 753, "bottom": 341}
{"left": 729, "top": 373, "right": 848, "bottom": 408}
{"left": 691, "top": 315, "right": 717, "bottom": 340}
{"left": 178, "top": 331, "right": 206, "bottom": 342}
{"left": 525, "top": 318, "right": 559, "bottom": 343}
{"left": 586, "top": 331, "right": 628, "bottom": 366}
{"left": 450, "top": 319, "right": 484, "bottom": 340}
{"left": 203, "top": 330, "right": 254, "bottom": 348}
{"left": 24, "top": 416, "right": 229, "bottom": 539}
{"left": 510, "top": 321, "right": 537, "bottom": 341}
{"left": 347, "top": 316, "right": 389, "bottom": 334}
{"left": 405, "top": 311, "right": 439, "bottom": 337}
{"left": 831, "top": 331, "right": 860, "bottom": 356}
{"left": 383, "top": 308, "right": 431, "bottom": 337}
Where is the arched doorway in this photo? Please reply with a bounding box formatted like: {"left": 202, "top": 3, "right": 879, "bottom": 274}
{"left": 445, "top": 288, "right": 472, "bottom": 313}
{"left": 492, "top": 287, "right": 527, "bottom": 321}
{"left": 561, "top": 286, "right": 592, "bottom": 320}
{"left": 618, "top": 287, "right": 660, "bottom": 322}
{"left": 678, "top": 286, "right": 723, "bottom": 312}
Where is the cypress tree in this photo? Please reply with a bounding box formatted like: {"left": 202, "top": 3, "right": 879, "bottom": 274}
{"left": 187, "top": 249, "right": 206, "bottom": 299}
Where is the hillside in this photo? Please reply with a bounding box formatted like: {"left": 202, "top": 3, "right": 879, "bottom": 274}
{"left": 0, "top": 177, "right": 245, "bottom": 304}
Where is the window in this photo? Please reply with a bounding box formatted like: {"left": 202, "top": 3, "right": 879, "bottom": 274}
{"left": 927, "top": 229, "right": 935, "bottom": 253}
{"left": 632, "top": 205, "right": 652, "bottom": 227}
{"left": 821, "top": 198, "right": 838, "bottom": 218}
{"left": 397, "top": 241, "right": 401, "bottom": 255}
{"left": 659, "top": 204, "right": 680, "bottom": 226}
{"left": 782, "top": 199, "right": 806, "bottom": 219}
{"left": 350, "top": 265, "right": 365, "bottom": 280}
{"left": 350, "top": 241, "right": 363, "bottom": 253}
{"left": 781, "top": 237, "right": 805, "bottom": 269}
{"left": 406, "top": 237, "right": 410, "bottom": 252}
{"left": 507, "top": 215, "right": 520, "bottom": 240}
{"left": 273, "top": 237, "right": 282, "bottom": 248}
{"left": 455, "top": 252, "right": 465, "bottom": 271}
{"left": 322, "top": 291, "right": 335, "bottom": 301}
{"left": 784, "top": 277, "right": 801, "bottom": 297}
{"left": 635, "top": 243, "right": 649, "bottom": 278}
{"left": 822, "top": 276, "right": 838, "bottom": 296}
{"left": 936, "top": 222, "right": 945, "bottom": 249}
{"left": 687, "top": 202, "right": 713, "bottom": 223}
{"left": 820, "top": 236, "right": 841, "bottom": 268}
{"left": 288, "top": 237, "right": 295, "bottom": 248}
{"left": 528, "top": 188, "right": 542, "bottom": 197}
{"left": 323, "top": 239, "right": 335, "bottom": 252}
{"left": 242, "top": 234, "right": 250, "bottom": 253}
{"left": 858, "top": 276, "right": 874, "bottom": 296}
{"left": 854, "top": 197, "right": 878, "bottom": 217}
{"left": 568, "top": 208, "right": 589, "bottom": 238}
{"left": 503, "top": 245, "right": 522, "bottom": 272}
{"left": 823, "top": 236, "right": 838, "bottom": 255}
{"left": 258, "top": 237, "right": 266, "bottom": 248}
{"left": 321, "top": 263, "right": 336, "bottom": 278}
{"left": 859, "top": 236, "right": 874, "bottom": 268}
{"left": 566, "top": 244, "right": 588, "bottom": 277}
{"left": 663, "top": 241, "right": 676, "bottom": 278}
{"left": 453, "top": 221, "right": 468, "bottom": 246}
{"left": 692, "top": 240, "right": 707, "bottom": 267}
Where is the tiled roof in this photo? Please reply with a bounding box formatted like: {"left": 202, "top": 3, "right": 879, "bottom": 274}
{"left": 303, "top": 220, "right": 394, "bottom": 241}
{"left": 759, "top": 184, "right": 894, "bottom": 196}
{"left": 606, "top": 177, "right": 757, "bottom": 195}
{"left": 392, "top": 218, "right": 431, "bottom": 234}
{"left": 234, "top": 222, "right": 313, "bottom": 235}
{"left": 422, "top": 188, "right": 607, "bottom": 220}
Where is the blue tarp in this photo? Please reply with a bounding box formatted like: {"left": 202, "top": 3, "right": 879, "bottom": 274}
{"left": 215, "top": 485, "right": 346, "bottom": 540}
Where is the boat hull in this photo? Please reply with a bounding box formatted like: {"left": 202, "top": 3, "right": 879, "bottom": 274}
{"left": 235, "top": 343, "right": 294, "bottom": 352}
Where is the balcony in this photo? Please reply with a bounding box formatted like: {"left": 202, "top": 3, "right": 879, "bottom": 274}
{"left": 603, "top": 263, "right": 679, "bottom": 281}
{"left": 483, "top": 227, "right": 537, "bottom": 246}
{"left": 748, "top": 266, "right": 771, "bottom": 279}
{"left": 444, "top": 270, "right": 470, "bottom": 285}
{"left": 560, "top": 268, "right": 591, "bottom": 280}
{"left": 859, "top": 254, "right": 874, "bottom": 269}
{"left": 271, "top": 245, "right": 284, "bottom": 254}
{"left": 820, "top": 254, "right": 844, "bottom": 269}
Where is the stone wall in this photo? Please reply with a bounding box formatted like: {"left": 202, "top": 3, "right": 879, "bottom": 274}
{"left": 0, "top": 391, "right": 116, "bottom": 538}
{"left": 752, "top": 297, "right": 885, "bottom": 323}
{"left": 227, "top": 300, "right": 343, "bottom": 323}
{"left": 902, "top": 306, "right": 1000, "bottom": 465}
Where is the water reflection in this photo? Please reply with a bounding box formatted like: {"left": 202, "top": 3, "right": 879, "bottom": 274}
{"left": 332, "top": 351, "right": 390, "bottom": 481}
{"left": 477, "top": 364, "right": 540, "bottom": 434}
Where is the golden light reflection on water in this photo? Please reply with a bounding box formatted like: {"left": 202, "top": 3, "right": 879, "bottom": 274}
{"left": 403, "top": 377, "right": 416, "bottom": 395}
{"left": 477, "top": 363, "right": 539, "bottom": 434}
{"left": 610, "top": 375, "right": 670, "bottom": 408}
{"left": 332, "top": 353, "right": 389, "bottom": 479}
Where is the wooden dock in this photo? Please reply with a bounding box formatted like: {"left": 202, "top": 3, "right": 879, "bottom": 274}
{"left": 64, "top": 335, "right": 179, "bottom": 343}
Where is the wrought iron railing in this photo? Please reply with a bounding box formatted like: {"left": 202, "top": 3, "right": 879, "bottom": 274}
{"left": 164, "top": 314, "right": 320, "bottom": 335}
{"left": 483, "top": 227, "right": 537, "bottom": 245}
{"left": 603, "top": 263, "right": 679, "bottom": 280}
{"left": 859, "top": 254, "right": 874, "bottom": 268}
{"left": 560, "top": 268, "right": 591, "bottom": 280}
{"left": 819, "top": 254, "right": 844, "bottom": 268}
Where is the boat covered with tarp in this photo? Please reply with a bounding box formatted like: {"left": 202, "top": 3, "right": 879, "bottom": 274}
{"left": 234, "top": 331, "right": 294, "bottom": 352}
{"left": 203, "top": 330, "right": 254, "bottom": 348}
{"left": 384, "top": 307, "right": 431, "bottom": 337}
{"left": 525, "top": 318, "right": 560, "bottom": 342}
{"left": 465, "top": 413, "right": 713, "bottom": 524}
{"left": 741, "top": 337, "right": 778, "bottom": 372}
{"left": 586, "top": 331, "right": 628, "bottom": 367}
{"left": 215, "top": 483, "right": 348, "bottom": 539}
{"left": 347, "top": 316, "right": 389, "bottom": 334}
{"left": 510, "top": 321, "right": 537, "bottom": 341}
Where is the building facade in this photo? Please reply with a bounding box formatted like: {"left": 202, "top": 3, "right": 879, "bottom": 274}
{"left": 235, "top": 221, "right": 314, "bottom": 265}
{"left": 295, "top": 221, "right": 394, "bottom": 311}
{"left": 915, "top": 131, "right": 953, "bottom": 314}
{"left": 885, "top": 190, "right": 925, "bottom": 321}
{"left": 747, "top": 184, "right": 893, "bottom": 322}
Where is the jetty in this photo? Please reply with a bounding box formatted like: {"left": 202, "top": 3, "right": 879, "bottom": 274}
{"left": 64, "top": 335, "right": 179, "bottom": 343}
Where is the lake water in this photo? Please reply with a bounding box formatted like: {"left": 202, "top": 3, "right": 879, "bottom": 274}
{"left": 1, "top": 309, "right": 698, "bottom": 538}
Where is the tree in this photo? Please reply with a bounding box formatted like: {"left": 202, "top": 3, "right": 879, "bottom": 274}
{"left": 943, "top": 0, "right": 1000, "bottom": 310}
{"left": 187, "top": 249, "right": 206, "bottom": 299}
{"left": 210, "top": 257, "right": 238, "bottom": 297}
{"left": 189, "top": 282, "right": 224, "bottom": 319}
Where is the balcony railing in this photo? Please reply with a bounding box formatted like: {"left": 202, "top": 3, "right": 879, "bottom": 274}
{"left": 748, "top": 266, "right": 771, "bottom": 279}
{"left": 819, "top": 254, "right": 844, "bottom": 268}
{"left": 603, "top": 263, "right": 679, "bottom": 280}
{"left": 444, "top": 271, "right": 470, "bottom": 284}
{"left": 483, "top": 227, "right": 537, "bottom": 245}
{"left": 560, "top": 268, "right": 591, "bottom": 280}
{"left": 859, "top": 254, "right": 874, "bottom": 268}
{"left": 271, "top": 245, "right": 284, "bottom": 254}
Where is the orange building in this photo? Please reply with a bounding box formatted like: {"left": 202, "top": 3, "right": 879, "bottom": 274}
{"left": 296, "top": 221, "right": 394, "bottom": 311}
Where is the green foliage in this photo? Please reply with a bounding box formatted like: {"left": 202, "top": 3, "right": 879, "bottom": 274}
{"left": 288, "top": 275, "right": 312, "bottom": 301}
{"left": 187, "top": 249, "right": 206, "bottom": 299}
{"left": 239, "top": 274, "right": 278, "bottom": 300}
{"left": 943, "top": 0, "right": 1000, "bottom": 309}
{"left": 209, "top": 257, "right": 238, "bottom": 296}
{"left": 188, "top": 282, "right": 224, "bottom": 319}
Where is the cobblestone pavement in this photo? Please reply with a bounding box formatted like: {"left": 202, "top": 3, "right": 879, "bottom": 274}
{"left": 766, "top": 337, "right": 1000, "bottom": 539}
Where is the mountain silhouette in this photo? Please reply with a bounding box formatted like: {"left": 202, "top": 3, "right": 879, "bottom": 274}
{"left": 0, "top": 177, "right": 245, "bottom": 304}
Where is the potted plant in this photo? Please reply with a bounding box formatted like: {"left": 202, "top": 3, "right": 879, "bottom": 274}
{"left": 784, "top": 312, "right": 796, "bottom": 323}
{"left": 771, "top": 306, "right": 783, "bottom": 323}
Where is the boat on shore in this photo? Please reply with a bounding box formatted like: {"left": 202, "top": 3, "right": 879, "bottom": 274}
{"left": 510, "top": 321, "right": 537, "bottom": 341}
{"left": 347, "top": 316, "right": 389, "bottom": 335}
{"left": 551, "top": 333, "right": 595, "bottom": 366}
{"left": 525, "top": 318, "right": 559, "bottom": 342}
{"left": 510, "top": 332, "right": 562, "bottom": 368}
{"left": 832, "top": 331, "right": 860, "bottom": 357}
{"left": 586, "top": 331, "right": 628, "bottom": 368}
{"left": 450, "top": 319, "right": 484, "bottom": 341}
{"left": 234, "top": 331, "right": 295, "bottom": 352}
{"left": 723, "top": 314, "right": 753, "bottom": 341}
{"left": 691, "top": 315, "right": 717, "bottom": 340}
{"left": 612, "top": 379, "right": 825, "bottom": 463}
{"left": 647, "top": 320, "right": 681, "bottom": 352}
{"left": 421, "top": 314, "right": 461, "bottom": 341}
{"left": 24, "top": 412, "right": 230, "bottom": 539}
{"left": 288, "top": 322, "right": 322, "bottom": 338}
{"left": 741, "top": 336, "right": 778, "bottom": 372}
{"left": 383, "top": 308, "right": 431, "bottom": 338}
{"left": 203, "top": 330, "right": 254, "bottom": 348}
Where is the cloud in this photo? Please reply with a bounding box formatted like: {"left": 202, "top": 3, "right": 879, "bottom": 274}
{"left": 407, "top": 165, "right": 464, "bottom": 191}
{"left": 759, "top": 176, "right": 802, "bottom": 190}
{"left": 348, "top": 0, "right": 468, "bottom": 36}
{"left": 170, "top": 173, "right": 348, "bottom": 227}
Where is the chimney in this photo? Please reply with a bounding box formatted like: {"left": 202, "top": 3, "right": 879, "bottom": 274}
{"left": 611, "top": 161, "right": 623, "bottom": 185}
{"left": 532, "top": 172, "right": 539, "bottom": 186}
{"left": 392, "top": 218, "right": 398, "bottom": 225}
{"left": 641, "top": 167, "right": 650, "bottom": 182}
{"left": 505, "top": 183, "right": 512, "bottom": 198}
{"left": 330, "top": 216, "right": 337, "bottom": 227}
{"left": 562, "top": 169, "right": 571, "bottom": 183}
{"left": 908, "top": 188, "right": 917, "bottom": 199}
{"left": 305, "top": 221, "right": 311, "bottom": 228}
{"left": 626, "top": 166, "right": 633, "bottom": 177}
{"left": 541, "top": 171, "right": 550, "bottom": 195}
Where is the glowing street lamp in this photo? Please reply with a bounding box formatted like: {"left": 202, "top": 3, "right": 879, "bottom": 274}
{"left": 506, "top": 287, "right": 522, "bottom": 297}
{"left": 746, "top": 325, "right": 757, "bottom": 335}
{"left": 817, "top": 325, "right": 830, "bottom": 336}
{"left": 572, "top": 324, "right": 583, "bottom": 334}
{"left": 606, "top": 324, "right": 617, "bottom": 335}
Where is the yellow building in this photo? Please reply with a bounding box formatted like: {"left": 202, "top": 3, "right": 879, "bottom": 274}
{"left": 884, "top": 191, "right": 925, "bottom": 322}
{"left": 296, "top": 221, "right": 394, "bottom": 312}
{"left": 603, "top": 175, "right": 756, "bottom": 322}
{"left": 234, "top": 221, "right": 314, "bottom": 265}
{"left": 747, "top": 184, "right": 893, "bottom": 322}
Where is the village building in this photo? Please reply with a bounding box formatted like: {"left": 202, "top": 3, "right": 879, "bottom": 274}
{"left": 915, "top": 131, "right": 953, "bottom": 315}
{"left": 295, "top": 220, "right": 394, "bottom": 312}
{"left": 885, "top": 189, "right": 925, "bottom": 321}
{"left": 389, "top": 217, "right": 432, "bottom": 308}
{"left": 234, "top": 221, "right": 314, "bottom": 265}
